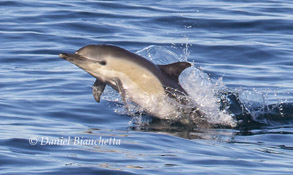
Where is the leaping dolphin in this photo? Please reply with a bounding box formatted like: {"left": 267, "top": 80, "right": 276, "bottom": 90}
{"left": 59, "top": 45, "right": 203, "bottom": 123}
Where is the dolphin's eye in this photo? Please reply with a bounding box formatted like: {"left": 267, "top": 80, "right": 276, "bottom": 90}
{"left": 99, "top": 61, "right": 107, "bottom": 65}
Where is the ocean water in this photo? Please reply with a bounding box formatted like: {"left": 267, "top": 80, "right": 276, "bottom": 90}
{"left": 1, "top": 0, "right": 293, "bottom": 174}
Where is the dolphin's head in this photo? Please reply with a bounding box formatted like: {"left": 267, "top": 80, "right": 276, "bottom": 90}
{"left": 59, "top": 45, "right": 107, "bottom": 68}
{"left": 59, "top": 45, "right": 113, "bottom": 79}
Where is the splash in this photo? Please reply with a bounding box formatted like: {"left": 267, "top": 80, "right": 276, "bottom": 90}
{"left": 235, "top": 88, "right": 293, "bottom": 126}
{"left": 180, "top": 68, "right": 236, "bottom": 127}
{"left": 100, "top": 45, "right": 292, "bottom": 128}
{"left": 137, "top": 45, "right": 236, "bottom": 127}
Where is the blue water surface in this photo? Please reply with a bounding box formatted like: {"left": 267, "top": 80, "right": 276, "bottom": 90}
{"left": 1, "top": 0, "right": 293, "bottom": 174}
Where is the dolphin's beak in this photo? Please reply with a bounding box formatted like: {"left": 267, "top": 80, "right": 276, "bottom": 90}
{"left": 59, "top": 53, "right": 76, "bottom": 60}
{"left": 59, "top": 53, "right": 86, "bottom": 63}
{"left": 59, "top": 53, "right": 87, "bottom": 68}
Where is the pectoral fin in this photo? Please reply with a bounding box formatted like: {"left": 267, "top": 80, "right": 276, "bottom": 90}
{"left": 115, "top": 79, "right": 127, "bottom": 104}
{"left": 115, "top": 79, "right": 130, "bottom": 112}
{"left": 92, "top": 79, "right": 106, "bottom": 103}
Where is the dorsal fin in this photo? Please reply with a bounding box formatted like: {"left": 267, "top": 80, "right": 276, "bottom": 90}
{"left": 158, "top": 62, "right": 191, "bottom": 82}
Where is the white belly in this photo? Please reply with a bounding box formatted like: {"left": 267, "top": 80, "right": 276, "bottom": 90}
{"left": 122, "top": 76, "right": 178, "bottom": 119}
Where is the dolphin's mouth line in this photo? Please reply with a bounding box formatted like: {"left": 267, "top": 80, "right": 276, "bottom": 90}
{"left": 59, "top": 53, "right": 101, "bottom": 63}
{"left": 59, "top": 53, "right": 89, "bottom": 62}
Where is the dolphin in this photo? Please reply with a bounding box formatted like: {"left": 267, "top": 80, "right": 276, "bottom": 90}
{"left": 59, "top": 44, "right": 203, "bottom": 123}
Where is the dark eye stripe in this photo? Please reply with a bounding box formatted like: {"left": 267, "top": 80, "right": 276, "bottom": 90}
{"left": 99, "top": 61, "right": 107, "bottom": 65}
